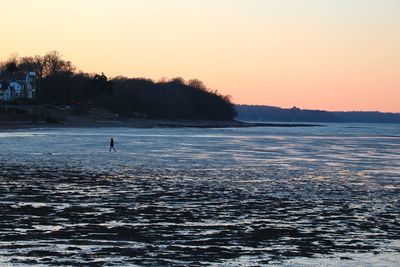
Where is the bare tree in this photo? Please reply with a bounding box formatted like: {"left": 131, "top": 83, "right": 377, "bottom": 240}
{"left": 33, "top": 55, "right": 45, "bottom": 78}
{"left": 42, "top": 51, "right": 75, "bottom": 77}
{"left": 18, "top": 56, "right": 37, "bottom": 72}
{"left": 170, "top": 77, "right": 185, "bottom": 85}
{"left": 188, "top": 79, "right": 207, "bottom": 91}
{"left": 0, "top": 54, "right": 19, "bottom": 74}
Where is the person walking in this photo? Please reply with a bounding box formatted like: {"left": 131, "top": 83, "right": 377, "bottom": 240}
{"left": 109, "top": 138, "right": 116, "bottom": 152}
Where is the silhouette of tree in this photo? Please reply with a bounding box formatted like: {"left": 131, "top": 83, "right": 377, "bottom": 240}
{"left": 42, "top": 51, "right": 75, "bottom": 77}
{"left": 188, "top": 79, "right": 207, "bottom": 91}
{"left": 18, "top": 56, "right": 36, "bottom": 72}
{"left": 1, "top": 51, "right": 237, "bottom": 120}
{"left": 0, "top": 55, "right": 19, "bottom": 74}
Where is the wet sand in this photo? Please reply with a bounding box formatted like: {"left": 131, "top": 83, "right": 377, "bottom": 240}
{"left": 0, "top": 163, "right": 399, "bottom": 266}
{"left": 0, "top": 126, "right": 398, "bottom": 266}
{"left": 0, "top": 118, "right": 321, "bottom": 130}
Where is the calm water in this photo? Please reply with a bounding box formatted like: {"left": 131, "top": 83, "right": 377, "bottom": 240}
{"left": 0, "top": 124, "right": 399, "bottom": 266}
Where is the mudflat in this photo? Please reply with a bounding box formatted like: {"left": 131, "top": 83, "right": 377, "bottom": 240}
{"left": 0, "top": 118, "right": 321, "bottom": 130}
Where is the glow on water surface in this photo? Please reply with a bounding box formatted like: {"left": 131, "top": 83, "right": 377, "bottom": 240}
{"left": 0, "top": 124, "right": 399, "bottom": 266}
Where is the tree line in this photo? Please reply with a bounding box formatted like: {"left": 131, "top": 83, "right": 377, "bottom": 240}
{"left": 0, "top": 51, "right": 236, "bottom": 120}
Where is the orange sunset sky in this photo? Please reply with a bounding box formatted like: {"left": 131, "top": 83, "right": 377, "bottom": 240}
{"left": 1, "top": 0, "right": 399, "bottom": 112}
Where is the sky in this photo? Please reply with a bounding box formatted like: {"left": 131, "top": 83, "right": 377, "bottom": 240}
{"left": 1, "top": 0, "right": 399, "bottom": 112}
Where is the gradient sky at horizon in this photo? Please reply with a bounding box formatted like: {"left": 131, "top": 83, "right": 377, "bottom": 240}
{"left": 1, "top": 0, "right": 399, "bottom": 112}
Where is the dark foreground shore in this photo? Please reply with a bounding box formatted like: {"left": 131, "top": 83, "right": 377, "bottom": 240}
{"left": 0, "top": 118, "right": 321, "bottom": 130}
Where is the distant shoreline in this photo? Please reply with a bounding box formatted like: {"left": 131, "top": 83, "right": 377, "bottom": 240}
{"left": 0, "top": 118, "right": 321, "bottom": 130}
{"left": 236, "top": 104, "right": 400, "bottom": 123}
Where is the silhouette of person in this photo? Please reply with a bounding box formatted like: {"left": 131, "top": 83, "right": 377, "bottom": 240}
{"left": 109, "top": 138, "right": 116, "bottom": 152}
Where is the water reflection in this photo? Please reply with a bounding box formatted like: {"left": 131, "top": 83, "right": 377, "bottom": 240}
{"left": 0, "top": 125, "right": 399, "bottom": 265}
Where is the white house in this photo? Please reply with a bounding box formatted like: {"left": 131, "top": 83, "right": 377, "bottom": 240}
{"left": 0, "top": 71, "right": 37, "bottom": 101}
{"left": 25, "top": 72, "right": 36, "bottom": 99}
{"left": 9, "top": 81, "right": 22, "bottom": 98}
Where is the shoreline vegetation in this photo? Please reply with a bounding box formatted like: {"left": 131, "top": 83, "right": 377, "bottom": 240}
{"left": 1, "top": 51, "right": 236, "bottom": 122}
{"left": 0, "top": 52, "right": 321, "bottom": 130}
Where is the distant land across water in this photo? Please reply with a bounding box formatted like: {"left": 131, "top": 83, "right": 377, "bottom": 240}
{"left": 235, "top": 105, "right": 400, "bottom": 123}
